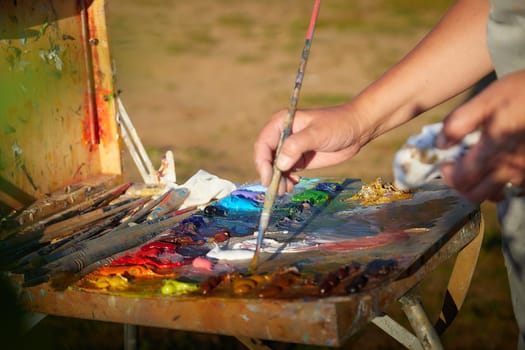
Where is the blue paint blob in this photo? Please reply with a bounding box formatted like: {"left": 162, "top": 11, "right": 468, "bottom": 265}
{"left": 181, "top": 215, "right": 206, "bottom": 227}
{"left": 230, "top": 189, "right": 264, "bottom": 202}
{"left": 198, "top": 216, "right": 257, "bottom": 236}
{"left": 215, "top": 195, "right": 262, "bottom": 212}
{"left": 240, "top": 184, "right": 267, "bottom": 192}
{"left": 314, "top": 182, "right": 343, "bottom": 194}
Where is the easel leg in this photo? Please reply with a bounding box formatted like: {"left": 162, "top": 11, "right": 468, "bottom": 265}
{"left": 124, "top": 324, "right": 138, "bottom": 350}
{"left": 372, "top": 314, "right": 424, "bottom": 350}
{"left": 399, "top": 290, "right": 444, "bottom": 350}
{"left": 21, "top": 312, "right": 46, "bottom": 333}
{"left": 236, "top": 336, "right": 272, "bottom": 350}
{"left": 374, "top": 213, "right": 484, "bottom": 349}
{"left": 434, "top": 216, "right": 484, "bottom": 334}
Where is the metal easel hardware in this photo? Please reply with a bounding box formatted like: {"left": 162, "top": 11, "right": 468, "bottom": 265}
{"left": 399, "top": 289, "right": 444, "bottom": 350}
{"left": 372, "top": 314, "right": 424, "bottom": 350}
{"left": 371, "top": 216, "right": 484, "bottom": 349}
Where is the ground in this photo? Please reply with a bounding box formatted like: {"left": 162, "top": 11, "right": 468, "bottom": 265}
{"left": 20, "top": 1, "right": 519, "bottom": 349}
{"left": 109, "top": 0, "right": 467, "bottom": 185}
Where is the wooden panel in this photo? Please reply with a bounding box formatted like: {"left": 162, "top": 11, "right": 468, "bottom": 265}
{"left": 19, "top": 209, "right": 482, "bottom": 346}
{"left": 0, "top": 0, "right": 121, "bottom": 210}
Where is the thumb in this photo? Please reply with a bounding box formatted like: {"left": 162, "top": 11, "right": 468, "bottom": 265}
{"left": 275, "top": 127, "right": 318, "bottom": 172}
{"left": 438, "top": 91, "right": 491, "bottom": 148}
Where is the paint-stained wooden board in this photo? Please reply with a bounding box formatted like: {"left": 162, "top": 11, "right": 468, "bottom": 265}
{"left": 18, "top": 179, "right": 481, "bottom": 346}
{"left": 0, "top": 0, "right": 121, "bottom": 208}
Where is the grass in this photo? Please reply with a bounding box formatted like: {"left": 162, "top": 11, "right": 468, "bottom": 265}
{"left": 300, "top": 93, "right": 354, "bottom": 107}
{"left": 166, "top": 29, "right": 218, "bottom": 56}
{"left": 218, "top": 13, "right": 255, "bottom": 36}
{"left": 311, "top": 0, "right": 450, "bottom": 35}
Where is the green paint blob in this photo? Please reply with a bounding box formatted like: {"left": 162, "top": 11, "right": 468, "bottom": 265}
{"left": 291, "top": 189, "right": 330, "bottom": 204}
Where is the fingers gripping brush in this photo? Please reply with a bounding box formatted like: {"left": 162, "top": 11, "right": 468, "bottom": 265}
{"left": 249, "top": 0, "right": 321, "bottom": 273}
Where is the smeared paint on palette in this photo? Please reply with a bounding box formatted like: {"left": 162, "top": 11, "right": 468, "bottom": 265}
{"left": 73, "top": 177, "right": 478, "bottom": 300}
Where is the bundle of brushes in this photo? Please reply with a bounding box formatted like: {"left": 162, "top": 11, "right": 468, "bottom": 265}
{"left": 0, "top": 181, "right": 193, "bottom": 289}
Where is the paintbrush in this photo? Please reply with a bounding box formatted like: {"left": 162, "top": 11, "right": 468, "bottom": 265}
{"left": 116, "top": 189, "right": 172, "bottom": 227}
{"left": 0, "top": 182, "right": 133, "bottom": 260}
{"left": 40, "top": 197, "right": 141, "bottom": 243}
{"left": 28, "top": 189, "right": 189, "bottom": 270}
{"left": 146, "top": 187, "right": 190, "bottom": 221}
{"left": 0, "top": 195, "right": 145, "bottom": 269}
{"left": 249, "top": 0, "right": 322, "bottom": 273}
{"left": 22, "top": 208, "right": 197, "bottom": 287}
{"left": 11, "top": 197, "right": 150, "bottom": 271}
{"left": 0, "top": 182, "right": 133, "bottom": 251}
{"left": 49, "top": 246, "right": 136, "bottom": 290}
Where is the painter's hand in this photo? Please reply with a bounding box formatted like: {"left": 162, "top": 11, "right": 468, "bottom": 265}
{"left": 254, "top": 105, "right": 364, "bottom": 193}
{"left": 437, "top": 69, "right": 525, "bottom": 202}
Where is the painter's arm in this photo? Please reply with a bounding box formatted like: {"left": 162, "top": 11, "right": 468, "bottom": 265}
{"left": 254, "top": 0, "right": 493, "bottom": 191}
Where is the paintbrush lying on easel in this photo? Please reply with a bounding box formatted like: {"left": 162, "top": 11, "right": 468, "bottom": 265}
{"left": 22, "top": 207, "right": 196, "bottom": 288}
{"left": 249, "top": 0, "right": 322, "bottom": 273}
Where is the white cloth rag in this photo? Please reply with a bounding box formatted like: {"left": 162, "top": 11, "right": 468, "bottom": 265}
{"left": 178, "top": 169, "right": 237, "bottom": 209}
{"left": 393, "top": 122, "right": 481, "bottom": 190}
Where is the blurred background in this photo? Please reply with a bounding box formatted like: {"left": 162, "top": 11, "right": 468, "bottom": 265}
{"left": 15, "top": 0, "right": 518, "bottom": 349}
